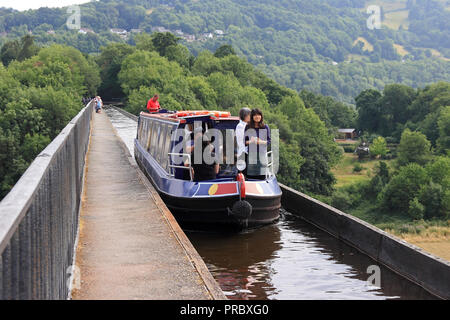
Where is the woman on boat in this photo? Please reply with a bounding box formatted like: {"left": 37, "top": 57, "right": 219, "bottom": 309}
{"left": 245, "top": 108, "right": 271, "bottom": 180}
{"left": 236, "top": 108, "right": 251, "bottom": 175}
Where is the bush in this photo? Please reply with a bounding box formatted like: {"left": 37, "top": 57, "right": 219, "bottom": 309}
{"left": 353, "top": 163, "right": 363, "bottom": 173}
{"left": 397, "top": 129, "right": 432, "bottom": 167}
{"left": 371, "top": 136, "right": 388, "bottom": 158}
{"left": 419, "top": 182, "right": 445, "bottom": 220}
{"left": 408, "top": 198, "right": 425, "bottom": 220}
{"left": 343, "top": 146, "right": 355, "bottom": 153}
{"left": 331, "top": 190, "right": 352, "bottom": 211}
{"left": 379, "top": 163, "right": 430, "bottom": 212}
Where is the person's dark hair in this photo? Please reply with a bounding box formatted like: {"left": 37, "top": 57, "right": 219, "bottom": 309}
{"left": 249, "top": 108, "right": 265, "bottom": 129}
{"left": 239, "top": 108, "right": 251, "bottom": 121}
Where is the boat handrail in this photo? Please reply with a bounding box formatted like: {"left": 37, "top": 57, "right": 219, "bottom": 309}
{"left": 168, "top": 152, "right": 193, "bottom": 181}
{"left": 266, "top": 150, "right": 274, "bottom": 179}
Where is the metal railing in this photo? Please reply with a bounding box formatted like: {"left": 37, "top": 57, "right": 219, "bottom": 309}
{"left": 266, "top": 150, "right": 274, "bottom": 179}
{"left": 168, "top": 153, "right": 193, "bottom": 181}
{"left": 0, "top": 101, "right": 94, "bottom": 300}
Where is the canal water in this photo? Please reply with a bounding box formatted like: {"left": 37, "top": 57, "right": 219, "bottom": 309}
{"left": 106, "top": 107, "right": 437, "bottom": 300}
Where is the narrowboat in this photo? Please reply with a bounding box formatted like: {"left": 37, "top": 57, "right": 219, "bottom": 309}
{"left": 134, "top": 110, "right": 282, "bottom": 230}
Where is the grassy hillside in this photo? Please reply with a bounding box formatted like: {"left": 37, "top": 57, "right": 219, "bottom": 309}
{"left": 0, "top": 0, "right": 449, "bottom": 104}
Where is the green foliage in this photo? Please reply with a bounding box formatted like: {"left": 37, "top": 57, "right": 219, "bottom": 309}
{"left": 357, "top": 82, "right": 450, "bottom": 145}
{"left": 379, "top": 163, "right": 430, "bottom": 214}
{"left": 118, "top": 50, "right": 184, "bottom": 95}
{"left": 0, "top": 43, "right": 99, "bottom": 200}
{"left": 397, "top": 129, "right": 432, "bottom": 167}
{"left": 331, "top": 190, "right": 352, "bottom": 211}
{"left": 437, "top": 106, "right": 450, "bottom": 154}
{"left": 186, "top": 76, "right": 217, "bottom": 109}
{"left": 371, "top": 136, "right": 388, "bottom": 158}
{"left": 151, "top": 32, "right": 180, "bottom": 57}
{"left": 300, "top": 90, "right": 357, "bottom": 129}
{"left": 426, "top": 157, "right": 450, "bottom": 190}
{"left": 418, "top": 182, "right": 446, "bottom": 220}
{"left": 356, "top": 89, "right": 382, "bottom": 133}
{"left": 408, "top": 198, "right": 425, "bottom": 220}
{"left": 1, "top": 1, "right": 449, "bottom": 104}
{"left": 343, "top": 146, "right": 355, "bottom": 153}
{"left": 97, "top": 43, "right": 136, "bottom": 98}
{"left": 214, "top": 45, "right": 236, "bottom": 58}
{"left": 353, "top": 163, "right": 363, "bottom": 173}
{"left": 7, "top": 45, "right": 100, "bottom": 97}
{"left": 0, "top": 35, "right": 39, "bottom": 66}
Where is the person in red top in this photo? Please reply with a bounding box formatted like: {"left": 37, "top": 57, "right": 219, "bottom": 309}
{"left": 147, "top": 94, "right": 161, "bottom": 113}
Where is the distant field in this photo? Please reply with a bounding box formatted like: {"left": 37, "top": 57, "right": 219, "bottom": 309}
{"left": 332, "top": 153, "right": 391, "bottom": 188}
{"left": 425, "top": 48, "right": 450, "bottom": 61}
{"left": 390, "top": 227, "right": 450, "bottom": 262}
{"left": 364, "top": 0, "right": 409, "bottom": 30}
{"left": 353, "top": 37, "right": 374, "bottom": 52}
{"left": 365, "top": 0, "right": 407, "bottom": 12}
{"left": 384, "top": 10, "right": 410, "bottom": 30}
{"left": 393, "top": 43, "right": 409, "bottom": 56}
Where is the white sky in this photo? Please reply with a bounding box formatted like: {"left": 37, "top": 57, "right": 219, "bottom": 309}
{"left": 0, "top": 0, "right": 92, "bottom": 11}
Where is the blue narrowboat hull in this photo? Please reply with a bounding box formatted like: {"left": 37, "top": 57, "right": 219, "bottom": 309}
{"left": 134, "top": 139, "right": 281, "bottom": 230}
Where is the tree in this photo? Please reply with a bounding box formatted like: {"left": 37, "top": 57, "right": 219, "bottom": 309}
{"left": 378, "top": 84, "right": 416, "bottom": 136}
{"left": 97, "top": 43, "right": 136, "bottom": 99}
{"left": 0, "top": 43, "right": 99, "bottom": 200}
{"left": 214, "top": 44, "right": 236, "bottom": 58}
{"left": 426, "top": 157, "right": 450, "bottom": 191}
{"left": 371, "top": 136, "right": 388, "bottom": 158}
{"left": 151, "top": 32, "right": 180, "bottom": 57}
{"left": 165, "top": 44, "right": 193, "bottom": 68}
{"left": 0, "top": 39, "right": 20, "bottom": 66}
{"left": 418, "top": 182, "right": 445, "bottom": 219}
{"left": 437, "top": 106, "right": 450, "bottom": 154}
{"left": 356, "top": 89, "right": 382, "bottom": 133}
{"left": 408, "top": 197, "right": 425, "bottom": 220}
{"left": 17, "top": 35, "right": 39, "bottom": 61}
{"left": 118, "top": 50, "right": 184, "bottom": 95}
{"left": 187, "top": 76, "right": 217, "bottom": 109}
{"left": 397, "top": 129, "right": 432, "bottom": 167}
{"left": 379, "top": 163, "right": 430, "bottom": 213}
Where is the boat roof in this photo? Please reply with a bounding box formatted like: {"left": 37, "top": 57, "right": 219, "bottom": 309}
{"left": 140, "top": 111, "right": 240, "bottom": 124}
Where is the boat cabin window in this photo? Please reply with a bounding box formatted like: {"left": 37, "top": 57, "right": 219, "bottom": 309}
{"left": 145, "top": 120, "right": 153, "bottom": 151}
{"left": 150, "top": 122, "right": 160, "bottom": 157}
{"left": 157, "top": 124, "right": 167, "bottom": 164}
{"left": 161, "top": 124, "right": 173, "bottom": 171}
{"left": 139, "top": 116, "right": 179, "bottom": 174}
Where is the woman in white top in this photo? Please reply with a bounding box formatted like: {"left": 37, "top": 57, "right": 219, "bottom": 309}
{"left": 235, "top": 108, "right": 251, "bottom": 174}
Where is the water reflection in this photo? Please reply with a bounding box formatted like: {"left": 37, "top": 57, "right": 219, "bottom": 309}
{"left": 187, "top": 212, "right": 437, "bottom": 300}
{"left": 104, "top": 107, "right": 137, "bottom": 154}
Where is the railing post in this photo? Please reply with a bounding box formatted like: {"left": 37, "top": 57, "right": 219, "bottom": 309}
{"left": 18, "top": 214, "right": 32, "bottom": 300}
{"left": 10, "top": 233, "right": 20, "bottom": 300}
{"left": 0, "top": 254, "right": 3, "bottom": 299}
{"left": 1, "top": 245, "right": 11, "bottom": 300}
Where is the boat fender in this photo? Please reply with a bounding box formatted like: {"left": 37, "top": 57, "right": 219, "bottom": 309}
{"left": 236, "top": 173, "right": 246, "bottom": 199}
{"left": 230, "top": 200, "right": 252, "bottom": 220}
